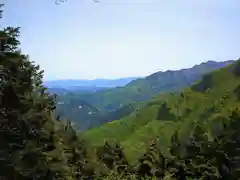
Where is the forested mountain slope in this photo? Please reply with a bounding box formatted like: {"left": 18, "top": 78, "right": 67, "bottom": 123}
{"left": 55, "top": 60, "right": 233, "bottom": 130}
{"left": 84, "top": 58, "right": 240, "bottom": 162}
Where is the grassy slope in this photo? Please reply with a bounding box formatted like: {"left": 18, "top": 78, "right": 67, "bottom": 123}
{"left": 84, "top": 59, "right": 240, "bottom": 163}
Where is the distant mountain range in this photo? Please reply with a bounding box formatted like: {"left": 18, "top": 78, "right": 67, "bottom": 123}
{"left": 47, "top": 86, "right": 112, "bottom": 94}
{"left": 53, "top": 60, "right": 234, "bottom": 131}
{"left": 44, "top": 77, "right": 138, "bottom": 90}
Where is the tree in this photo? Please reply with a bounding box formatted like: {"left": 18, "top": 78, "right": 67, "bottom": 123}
{"left": 0, "top": 3, "right": 98, "bottom": 179}
{"left": 97, "top": 140, "right": 129, "bottom": 175}
{"left": 0, "top": 5, "right": 72, "bottom": 179}
{"left": 210, "top": 109, "right": 240, "bottom": 179}
{"left": 168, "top": 131, "right": 190, "bottom": 180}
{"left": 135, "top": 139, "right": 167, "bottom": 179}
{"left": 0, "top": 27, "right": 68, "bottom": 179}
{"left": 183, "top": 125, "right": 218, "bottom": 179}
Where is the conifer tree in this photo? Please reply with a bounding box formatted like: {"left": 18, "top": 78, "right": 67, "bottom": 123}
{"left": 183, "top": 124, "right": 218, "bottom": 179}
{"left": 168, "top": 131, "right": 189, "bottom": 180}
{"left": 97, "top": 140, "right": 129, "bottom": 175}
{"left": 0, "top": 5, "right": 71, "bottom": 179}
{"left": 62, "top": 120, "right": 95, "bottom": 179}
{"left": 211, "top": 109, "right": 240, "bottom": 179}
{"left": 136, "top": 139, "right": 167, "bottom": 179}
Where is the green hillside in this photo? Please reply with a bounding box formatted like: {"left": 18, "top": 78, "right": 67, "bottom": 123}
{"left": 56, "top": 60, "right": 233, "bottom": 130}
{"left": 84, "top": 59, "right": 240, "bottom": 162}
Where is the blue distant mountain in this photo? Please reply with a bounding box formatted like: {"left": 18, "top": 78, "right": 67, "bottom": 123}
{"left": 44, "top": 77, "right": 138, "bottom": 89}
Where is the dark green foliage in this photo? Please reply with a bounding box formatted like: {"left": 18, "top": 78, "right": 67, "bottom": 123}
{"left": 233, "top": 84, "right": 240, "bottom": 100}
{"left": 232, "top": 59, "right": 240, "bottom": 77}
{"left": 182, "top": 125, "right": 217, "bottom": 179}
{"left": 184, "top": 108, "right": 192, "bottom": 116}
{"left": 0, "top": 10, "right": 95, "bottom": 179}
{"left": 210, "top": 110, "right": 240, "bottom": 179}
{"left": 199, "top": 106, "right": 217, "bottom": 123}
{"left": 0, "top": 29, "right": 58, "bottom": 178}
{"left": 191, "top": 73, "right": 214, "bottom": 92}
{"left": 167, "top": 131, "right": 191, "bottom": 180}
{"left": 128, "top": 109, "right": 240, "bottom": 179}
{"left": 157, "top": 102, "right": 177, "bottom": 121}
{"left": 166, "top": 110, "right": 240, "bottom": 180}
{"left": 63, "top": 122, "right": 95, "bottom": 179}
{"left": 96, "top": 140, "right": 129, "bottom": 174}
{"left": 135, "top": 139, "right": 167, "bottom": 178}
{"left": 169, "top": 131, "right": 181, "bottom": 157}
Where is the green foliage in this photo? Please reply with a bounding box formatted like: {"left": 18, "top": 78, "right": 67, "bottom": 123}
{"left": 91, "top": 108, "right": 240, "bottom": 179}
{"left": 157, "top": 102, "right": 177, "bottom": 121}
{"left": 0, "top": 13, "right": 94, "bottom": 179}
{"left": 135, "top": 139, "right": 167, "bottom": 178}
{"left": 96, "top": 140, "right": 129, "bottom": 175}
{"left": 2, "top": 30, "right": 57, "bottom": 179}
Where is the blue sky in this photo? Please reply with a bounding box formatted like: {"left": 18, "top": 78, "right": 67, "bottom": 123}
{"left": 2, "top": 0, "right": 240, "bottom": 80}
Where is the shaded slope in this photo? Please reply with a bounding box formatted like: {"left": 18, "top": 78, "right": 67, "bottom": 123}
{"left": 55, "top": 94, "right": 143, "bottom": 130}
{"left": 84, "top": 59, "right": 240, "bottom": 162}
{"left": 54, "top": 95, "right": 101, "bottom": 130}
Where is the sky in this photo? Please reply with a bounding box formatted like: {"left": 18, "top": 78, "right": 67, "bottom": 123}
{"left": 1, "top": 0, "right": 240, "bottom": 80}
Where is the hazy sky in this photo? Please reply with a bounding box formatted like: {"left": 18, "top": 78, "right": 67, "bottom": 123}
{"left": 2, "top": 0, "right": 240, "bottom": 80}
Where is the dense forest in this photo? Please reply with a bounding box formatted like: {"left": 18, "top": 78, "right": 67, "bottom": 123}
{"left": 1, "top": 3, "right": 240, "bottom": 180}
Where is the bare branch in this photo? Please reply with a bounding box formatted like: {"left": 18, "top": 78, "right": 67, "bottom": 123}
{"left": 54, "top": 0, "right": 99, "bottom": 5}
{"left": 54, "top": 0, "right": 67, "bottom": 5}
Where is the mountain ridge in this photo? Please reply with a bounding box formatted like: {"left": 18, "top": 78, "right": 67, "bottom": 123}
{"left": 78, "top": 60, "right": 234, "bottom": 111}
